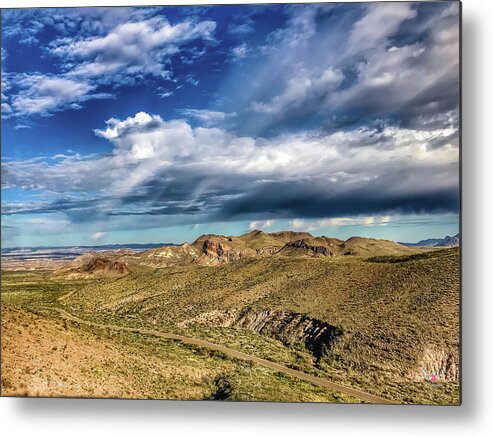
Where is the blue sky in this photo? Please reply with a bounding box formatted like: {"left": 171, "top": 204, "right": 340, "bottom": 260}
{"left": 1, "top": 2, "right": 460, "bottom": 248}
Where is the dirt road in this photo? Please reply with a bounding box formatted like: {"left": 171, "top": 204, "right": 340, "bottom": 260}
{"left": 49, "top": 307, "right": 395, "bottom": 404}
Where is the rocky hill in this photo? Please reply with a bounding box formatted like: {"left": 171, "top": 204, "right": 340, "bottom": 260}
{"left": 54, "top": 253, "right": 130, "bottom": 278}
{"left": 144, "top": 230, "right": 419, "bottom": 266}
{"left": 54, "top": 230, "right": 428, "bottom": 277}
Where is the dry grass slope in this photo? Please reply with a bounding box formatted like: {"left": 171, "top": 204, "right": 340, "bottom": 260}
{"left": 61, "top": 247, "right": 459, "bottom": 404}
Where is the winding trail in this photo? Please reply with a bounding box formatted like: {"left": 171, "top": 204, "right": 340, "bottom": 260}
{"left": 49, "top": 307, "right": 395, "bottom": 404}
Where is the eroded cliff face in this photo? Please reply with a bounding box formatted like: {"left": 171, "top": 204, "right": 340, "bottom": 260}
{"left": 196, "top": 236, "right": 341, "bottom": 264}
{"left": 198, "top": 239, "right": 257, "bottom": 264}
{"left": 182, "top": 308, "right": 342, "bottom": 359}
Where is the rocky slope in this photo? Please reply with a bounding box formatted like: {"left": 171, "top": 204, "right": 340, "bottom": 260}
{"left": 130, "top": 242, "right": 201, "bottom": 267}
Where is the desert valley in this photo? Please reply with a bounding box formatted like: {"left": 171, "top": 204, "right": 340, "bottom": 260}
{"left": 1, "top": 230, "right": 460, "bottom": 404}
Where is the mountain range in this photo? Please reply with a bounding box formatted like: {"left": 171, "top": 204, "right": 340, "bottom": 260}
{"left": 55, "top": 229, "right": 431, "bottom": 278}
{"left": 400, "top": 233, "right": 460, "bottom": 247}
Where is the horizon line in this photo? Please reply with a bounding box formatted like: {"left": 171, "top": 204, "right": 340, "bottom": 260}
{"left": 0, "top": 228, "right": 460, "bottom": 251}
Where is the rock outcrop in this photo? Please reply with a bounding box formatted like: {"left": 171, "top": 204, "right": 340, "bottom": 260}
{"left": 285, "top": 239, "right": 336, "bottom": 256}
{"left": 182, "top": 308, "right": 342, "bottom": 360}
{"left": 135, "top": 242, "right": 200, "bottom": 267}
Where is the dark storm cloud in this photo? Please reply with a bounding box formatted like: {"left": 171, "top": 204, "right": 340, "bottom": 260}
{"left": 217, "top": 180, "right": 459, "bottom": 222}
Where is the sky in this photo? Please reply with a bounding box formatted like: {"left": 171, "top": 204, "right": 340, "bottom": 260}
{"left": 1, "top": 2, "right": 460, "bottom": 248}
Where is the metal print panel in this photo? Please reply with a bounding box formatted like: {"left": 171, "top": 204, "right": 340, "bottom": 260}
{"left": 0, "top": 2, "right": 461, "bottom": 404}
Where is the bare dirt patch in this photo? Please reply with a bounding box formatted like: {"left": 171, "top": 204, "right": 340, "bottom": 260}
{"left": 1, "top": 305, "right": 210, "bottom": 399}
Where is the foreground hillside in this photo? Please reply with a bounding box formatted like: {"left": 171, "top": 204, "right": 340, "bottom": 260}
{"left": 1, "top": 292, "right": 357, "bottom": 402}
{"left": 61, "top": 247, "right": 460, "bottom": 404}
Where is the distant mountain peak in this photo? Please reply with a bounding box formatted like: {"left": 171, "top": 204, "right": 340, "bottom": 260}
{"left": 400, "top": 233, "right": 460, "bottom": 247}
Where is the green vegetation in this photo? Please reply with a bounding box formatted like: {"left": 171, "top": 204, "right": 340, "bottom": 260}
{"left": 1, "top": 271, "right": 357, "bottom": 402}
{"left": 367, "top": 247, "right": 456, "bottom": 263}
{"left": 1, "top": 245, "right": 460, "bottom": 404}
{"left": 1, "top": 270, "right": 90, "bottom": 308}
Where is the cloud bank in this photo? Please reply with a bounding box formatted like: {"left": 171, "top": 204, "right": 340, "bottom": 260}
{"left": 2, "top": 110, "right": 459, "bottom": 227}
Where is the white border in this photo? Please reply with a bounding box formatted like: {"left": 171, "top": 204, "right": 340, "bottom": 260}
{"left": 2, "top": 1, "right": 493, "bottom": 436}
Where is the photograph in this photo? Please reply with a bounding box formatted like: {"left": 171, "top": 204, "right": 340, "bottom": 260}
{"left": 1, "top": 1, "right": 460, "bottom": 405}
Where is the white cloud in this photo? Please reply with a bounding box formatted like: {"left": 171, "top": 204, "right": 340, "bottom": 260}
{"left": 185, "top": 75, "right": 199, "bottom": 86}
{"left": 1, "top": 103, "right": 12, "bottom": 114}
{"left": 249, "top": 220, "right": 274, "bottom": 230}
{"left": 231, "top": 43, "right": 248, "bottom": 60}
{"left": 1, "top": 5, "right": 460, "bottom": 237}
{"left": 53, "top": 16, "right": 216, "bottom": 82}
{"left": 228, "top": 22, "right": 254, "bottom": 36}
{"left": 10, "top": 75, "right": 111, "bottom": 116}
{"left": 91, "top": 231, "right": 106, "bottom": 241}
{"left": 13, "top": 124, "right": 31, "bottom": 130}
{"left": 94, "top": 111, "right": 158, "bottom": 141}
{"left": 253, "top": 67, "right": 344, "bottom": 116}
{"left": 13, "top": 216, "right": 72, "bottom": 234}
{"left": 263, "top": 5, "right": 318, "bottom": 51}
{"left": 2, "top": 111, "right": 459, "bottom": 224}
{"left": 158, "top": 91, "right": 173, "bottom": 98}
{"left": 334, "top": 17, "right": 459, "bottom": 124}
{"left": 288, "top": 219, "right": 306, "bottom": 230}
{"left": 1, "top": 69, "right": 12, "bottom": 118}
{"left": 4, "top": 15, "right": 217, "bottom": 118}
{"left": 179, "top": 109, "right": 236, "bottom": 126}
{"left": 348, "top": 3, "right": 417, "bottom": 54}
{"left": 5, "top": 111, "right": 459, "bottom": 192}
{"left": 289, "top": 216, "right": 392, "bottom": 231}
{"left": 341, "top": 3, "right": 459, "bottom": 128}
{"left": 245, "top": 2, "right": 459, "bottom": 134}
